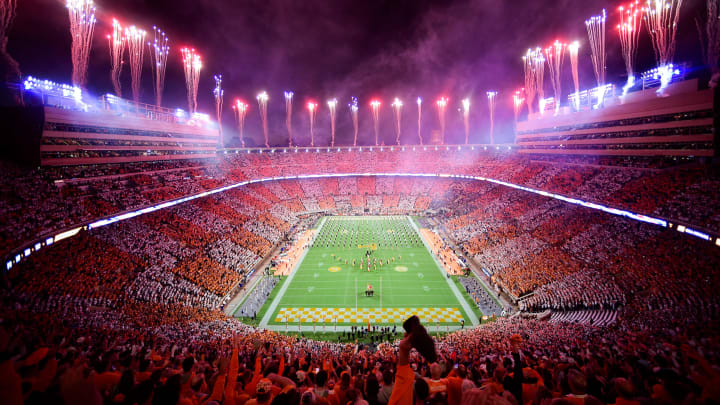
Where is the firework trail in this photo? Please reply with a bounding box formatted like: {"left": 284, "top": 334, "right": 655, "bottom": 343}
{"left": 370, "top": 100, "right": 381, "bottom": 146}
{"left": 461, "top": 98, "right": 470, "bottom": 144}
{"left": 436, "top": 97, "right": 447, "bottom": 144}
{"left": 148, "top": 26, "right": 169, "bottom": 106}
{"left": 107, "top": 19, "right": 125, "bottom": 97}
{"left": 618, "top": 1, "right": 642, "bottom": 94}
{"left": 534, "top": 51, "right": 546, "bottom": 114}
{"left": 545, "top": 40, "right": 566, "bottom": 113}
{"left": 586, "top": 9, "right": 607, "bottom": 106}
{"left": 416, "top": 97, "right": 423, "bottom": 145}
{"left": 214, "top": 75, "right": 223, "bottom": 146}
{"left": 181, "top": 48, "right": 202, "bottom": 113}
{"left": 284, "top": 91, "right": 293, "bottom": 146}
{"left": 349, "top": 98, "right": 359, "bottom": 146}
{"left": 513, "top": 90, "right": 524, "bottom": 123}
{"left": 487, "top": 92, "right": 497, "bottom": 145}
{"left": 0, "top": 0, "right": 16, "bottom": 40}
{"left": 327, "top": 98, "right": 338, "bottom": 147}
{"left": 125, "top": 25, "right": 145, "bottom": 103}
{"left": 307, "top": 102, "right": 318, "bottom": 147}
{"left": 697, "top": 0, "right": 720, "bottom": 76}
{"left": 643, "top": 0, "right": 683, "bottom": 66}
{"left": 67, "top": 0, "right": 96, "bottom": 88}
{"left": 391, "top": 98, "right": 402, "bottom": 145}
{"left": 522, "top": 48, "right": 539, "bottom": 115}
{"left": 233, "top": 100, "right": 248, "bottom": 147}
{"left": 256, "top": 91, "right": 269, "bottom": 148}
{"left": 568, "top": 41, "right": 580, "bottom": 109}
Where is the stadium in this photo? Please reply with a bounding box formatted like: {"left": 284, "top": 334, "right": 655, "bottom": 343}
{"left": 1, "top": 0, "right": 720, "bottom": 404}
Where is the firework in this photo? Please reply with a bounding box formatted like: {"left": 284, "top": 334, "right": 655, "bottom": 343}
{"left": 349, "top": 97, "right": 359, "bottom": 146}
{"left": 0, "top": 0, "right": 16, "bottom": 40}
{"left": 284, "top": 91, "right": 294, "bottom": 146}
{"left": 586, "top": 9, "right": 607, "bottom": 106}
{"left": 370, "top": 100, "right": 381, "bottom": 146}
{"left": 308, "top": 102, "right": 318, "bottom": 147}
{"left": 698, "top": 0, "right": 720, "bottom": 76}
{"left": 568, "top": 41, "right": 580, "bottom": 109}
{"left": 643, "top": 0, "right": 683, "bottom": 66}
{"left": 416, "top": 97, "right": 423, "bottom": 145}
{"left": 534, "top": 51, "right": 546, "bottom": 114}
{"left": 233, "top": 100, "right": 248, "bottom": 147}
{"left": 513, "top": 90, "right": 524, "bottom": 123}
{"left": 66, "top": 0, "right": 96, "bottom": 88}
{"left": 328, "top": 98, "right": 337, "bottom": 147}
{"left": 181, "top": 48, "right": 202, "bottom": 113}
{"left": 436, "top": 97, "right": 447, "bottom": 144}
{"left": 522, "top": 48, "right": 540, "bottom": 114}
{"left": 148, "top": 26, "right": 169, "bottom": 106}
{"left": 214, "top": 75, "right": 223, "bottom": 146}
{"left": 487, "top": 92, "right": 497, "bottom": 145}
{"left": 545, "top": 40, "right": 566, "bottom": 113}
{"left": 125, "top": 25, "right": 145, "bottom": 103}
{"left": 107, "top": 19, "right": 125, "bottom": 97}
{"left": 256, "top": 91, "right": 269, "bottom": 148}
{"left": 618, "top": 2, "right": 642, "bottom": 94}
{"left": 461, "top": 98, "right": 470, "bottom": 144}
{"left": 391, "top": 98, "right": 402, "bottom": 145}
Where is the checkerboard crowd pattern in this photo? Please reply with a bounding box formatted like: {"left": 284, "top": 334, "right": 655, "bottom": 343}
{"left": 274, "top": 307, "right": 463, "bottom": 324}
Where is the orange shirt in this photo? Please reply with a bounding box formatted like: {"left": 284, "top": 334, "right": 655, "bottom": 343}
{"left": 388, "top": 364, "right": 414, "bottom": 405}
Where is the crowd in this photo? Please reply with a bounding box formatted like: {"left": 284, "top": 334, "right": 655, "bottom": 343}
{"left": 1, "top": 153, "right": 720, "bottom": 403}
{"left": 7, "top": 169, "right": 720, "bottom": 327}
{"left": 4, "top": 149, "right": 720, "bottom": 261}
{"left": 2, "top": 297, "right": 719, "bottom": 405}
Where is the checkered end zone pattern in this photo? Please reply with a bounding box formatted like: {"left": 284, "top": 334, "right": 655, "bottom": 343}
{"left": 274, "top": 307, "right": 463, "bottom": 324}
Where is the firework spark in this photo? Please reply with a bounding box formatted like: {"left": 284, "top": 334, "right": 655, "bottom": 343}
{"left": 416, "top": 97, "right": 423, "bottom": 145}
{"left": 391, "top": 98, "right": 402, "bottom": 145}
{"left": 66, "top": 0, "right": 96, "bottom": 88}
{"left": 370, "top": 99, "right": 381, "bottom": 146}
{"left": 487, "top": 92, "right": 497, "bottom": 145}
{"left": 328, "top": 98, "right": 337, "bottom": 147}
{"left": 148, "top": 26, "right": 169, "bottom": 106}
{"left": 461, "top": 98, "right": 470, "bottom": 144}
{"left": 233, "top": 100, "right": 248, "bottom": 148}
{"left": 349, "top": 98, "right": 359, "bottom": 146}
{"left": 545, "top": 40, "right": 566, "bottom": 113}
{"left": 513, "top": 90, "right": 524, "bottom": 123}
{"left": 107, "top": 19, "right": 125, "bottom": 97}
{"left": 534, "top": 51, "right": 546, "bottom": 114}
{"left": 643, "top": 0, "right": 683, "bottom": 66}
{"left": 256, "top": 91, "right": 269, "bottom": 148}
{"left": 568, "top": 41, "right": 580, "bottom": 109}
{"left": 618, "top": 1, "right": 642, "bottom": 94}
{"left": 284, "top": 91, "right": 293, "bottom": 146}
{"left": 586, "top": 9, "right": 607, "bottom": 106}
{"left": 436, "top": 97, "right": 447, "bottom": 144}
{"left": 214, "top": 75, "right": 223, "bottom": 146}
{"left": 308, "top": 102, "right": 318, "bottom": 147}
{"left": 125, "top": 25, "right": 145, "bottom": 103}
{"left": 522, "top": 48, "right": 540, "bottom": 115}
{"left": 181, "top": 48, "right": 202, "bottom": 113}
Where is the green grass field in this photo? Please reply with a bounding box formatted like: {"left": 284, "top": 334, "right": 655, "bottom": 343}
{"left": 259, "top": 216, "right": 478, "bottom": 328}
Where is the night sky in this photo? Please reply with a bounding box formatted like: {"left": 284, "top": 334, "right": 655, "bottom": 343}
{"left": 7, "top": 0, "right": 707, "bottom": 146}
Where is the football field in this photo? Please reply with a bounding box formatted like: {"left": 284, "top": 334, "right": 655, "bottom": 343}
{"left": 259, "top": 216, "right": 479, "bottom": 329}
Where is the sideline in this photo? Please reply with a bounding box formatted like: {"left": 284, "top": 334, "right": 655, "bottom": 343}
{"left": 259, "top": 216, "right": 327, "bottom": 327}
{"left": 409, "top": 216, "right": 480, "bottom": 326}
